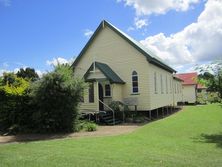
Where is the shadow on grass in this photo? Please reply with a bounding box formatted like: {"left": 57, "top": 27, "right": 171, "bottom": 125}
{"left": 196, "top": 133, "right": 222, "bottom": 148}
{"left": 0, "top": 133, "right": 71, "bottom": 144}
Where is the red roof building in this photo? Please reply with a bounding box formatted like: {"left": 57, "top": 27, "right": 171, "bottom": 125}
{"left": 175, "top": 72, "right": 198, "bottom": 103}
{"left": 176, "top": 72, "right": 198, "bottom": 85}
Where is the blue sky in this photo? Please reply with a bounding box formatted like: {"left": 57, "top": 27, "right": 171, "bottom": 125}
{"left": 0, "top": 0, "right": 221, "bottom": 75}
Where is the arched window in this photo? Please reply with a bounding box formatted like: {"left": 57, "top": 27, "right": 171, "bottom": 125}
{"left": 132, "top": 71, "right": 139, "bottom": 93}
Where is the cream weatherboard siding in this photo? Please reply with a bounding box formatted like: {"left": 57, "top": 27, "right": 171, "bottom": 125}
{"left": 74, "top": 24, "right": 151, "bottom": 112}
{"left": 148, "top": 64, "right": 179, "bottom": 110}
{"left": 86, "top": 67, "right": 106, "bottom": 80}
{"left": 80, "top": 82, "right": 99, "bottom": 112}
{"left": 74, "top": 22, "right": 183, "bottom": 112}
{"left": 173, "top": 79, "right": 183, "bottom": 106}
{"left": 182, "top": 85, "right": 197, "bottom": 103}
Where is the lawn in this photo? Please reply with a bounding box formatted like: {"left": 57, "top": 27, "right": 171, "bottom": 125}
{"left": 0, "top": 104, "right": 222, "bottom": 167}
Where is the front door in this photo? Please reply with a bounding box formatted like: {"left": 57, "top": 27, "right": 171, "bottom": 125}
{"left": 98, "top": 83, "right": 104, "bottom": 111}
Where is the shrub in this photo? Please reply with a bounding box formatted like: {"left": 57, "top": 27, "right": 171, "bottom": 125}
{"left": 197, "top": 93, "right": 207, "bottom": 104}
{"left": 207, "top": 92, "right": 221, "bottom": 103}
{"left": 0, "top": 76, "right": 31, "bottom": 134}
{"left": 73, "top": 119, "right": 85, "bottom": 132}
{"left": 109, "top": 101, "right": 129, "bottom": 121}
{"left": 30, "top": 64, "right": 86, "bottom": 133}
{"left": 84, "top": 122, "right": 97, "bottom": 132}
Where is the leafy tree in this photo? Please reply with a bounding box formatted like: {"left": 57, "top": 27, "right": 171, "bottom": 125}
{"left": 16, "top": 67, "right": 39, "bottom": 81}
{"left": 0, "top": 75, "right": 30, "bottom": 134}
{"left": 2, "top": 72, "right": 16, "bottom": 86}
{"left": 196, "top": 60, "right": 222, "bottom": 98}
{"left": 0, "top": 77, "right": 30, "bottom": 96}
{"left": 30, "top": 64, "right": 86, "bottom": 132}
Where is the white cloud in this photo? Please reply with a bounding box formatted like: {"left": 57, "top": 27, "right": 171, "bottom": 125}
{"left": 134, "top": 18, "right": 148, "bottom": 29}
{"left": 119, "top": 0, "right": 199, "bottom": 32}
{"left": 0, "top": 0, "right": 11, "bottom": 7}
{"left": 36, "top": 70, "right": 45, "bottom": 78}
{"left": 191, "top": 61, "right": 222, "bottom": 74}
{"left": 118, "top": 0, "right": 199, "bottom": 16}
{"left": 84, "top": 29, "right": 94, "bottom": 38}
{"left": 46, "top": 57, "right": 75, "bottom": 67}
{"left": 140, "top": 0, "right": 222, "bottom": 70}
{"left": 13, "top": 68, "right": 20, "bottom": 74}
{"left": 0, "top": 69, "right": 9, "bottom": 76}
{"left": 127, "top": 26, "right": 135, "bottom": 32}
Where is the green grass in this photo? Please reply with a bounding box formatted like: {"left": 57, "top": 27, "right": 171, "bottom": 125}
{"left": 1, "top": 104, "right": 222, "bottom": 167}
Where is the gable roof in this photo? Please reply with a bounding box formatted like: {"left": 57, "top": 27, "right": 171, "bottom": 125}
{"left": 173, "top": 75, "right": 184, "bottom": 82}
{"left": 84, "top": 62, "right": 125, "bottom": 84}
{"left": 72, "top": 20, "right": 176, "bottom": 73}
{"left": 176, "top": 72, "right": 198, "bottom": 85}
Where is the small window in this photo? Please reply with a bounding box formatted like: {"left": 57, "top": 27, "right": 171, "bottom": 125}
{"left": 166, "top": 75, "right": 168, "bottom": 94}
{"left": 160, "top": 74, "right": 163, "bottom": 94}
{"left": 132, "top": 71, "right": 139, "bottom": 93}
{"left": 175, "top": 83, "right": 177, "bottom": 94}
{"left": 170, "top": 78, "right": 172, "bottom": 93}
{"left": 88, "top": 83, "right": 94, "bottom": 103}
{"left": 154, "top": 72, "right": 157, "bottom": 94}
{"left": 105, "top": 84, "right": 111, "bottom": 97}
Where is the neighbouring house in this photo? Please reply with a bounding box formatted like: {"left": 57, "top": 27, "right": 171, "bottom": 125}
{"left": 176, "top": 72, "right": 198, "bottom": 104}
{"left": 197, "top": 84, "right": 207, "bottom": 93}
{"left": 72, "top": 20, "right": 183, "bottom": 116}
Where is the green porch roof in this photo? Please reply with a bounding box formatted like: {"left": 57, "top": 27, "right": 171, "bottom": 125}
{"left": 84, "top": 62, "right": 125, "bottom": 84}
{"left": 72, "top": 20, "right": 176, "bottom": 73}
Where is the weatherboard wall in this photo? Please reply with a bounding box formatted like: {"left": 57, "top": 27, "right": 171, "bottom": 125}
{"left": 74, "top": 24, "right": 151, "bottom": 111}
{"left": 148, "top": 63, "right": 175, "bottom": 110}
{"left": 182, "top": 85, "right": 196, "bottom": 103}
{"left": 79, "top": 82, "right": 99, "bottom": 112}
{"left": 173, "top": 79, "right": 183, "bottom": 106}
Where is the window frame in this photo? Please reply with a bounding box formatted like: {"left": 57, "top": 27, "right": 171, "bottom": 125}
{"left": 154, "top": 72, "right": 157, "bottom": 94}
{"left": 160, "top": 74, "right": 163, "bottom": 94}
{"left": 88, "top": 83, "right": 94, "bottom": 103}
{"left": 166, "top": 75, "right": 168, "bottom": 94}
{"left": 104, "top": 84, "right": 111, "bottom": 97}
{"left": 132, "top": 71, "right": 139, "bottom": 94}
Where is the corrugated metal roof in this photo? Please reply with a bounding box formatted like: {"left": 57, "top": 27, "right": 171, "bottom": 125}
{"left": 176, "top": 72, "right": 198, "bottom": 85}
{"left": 72, "top": 20, "right": 176, "bottom": 73}
{"left": 84, "top": 62, "right": 125, "bottom": 84}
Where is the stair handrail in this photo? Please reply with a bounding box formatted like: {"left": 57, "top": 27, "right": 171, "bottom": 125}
{"left": 98, "top": 99, "right": 115, "bottom": 125}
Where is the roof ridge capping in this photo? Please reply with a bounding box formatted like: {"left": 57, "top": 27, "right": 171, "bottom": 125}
{"left": 72, "top": 20, "right": 176, "bottom": 73}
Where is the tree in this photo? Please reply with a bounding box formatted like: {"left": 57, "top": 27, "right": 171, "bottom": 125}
{"left": 2, "top": 72, "right": 16, "bottom": 86}
{"left": 0, "top": 75, "right": 30, "bottom": 134}
{"left": 16, "top": 67, "right": 39, "bottom": 81}
{"left": 195, "top": 60, "right": 222, "bottom": 98}
{"left": 30, "top": 64, "right": 86, "bottom": 132}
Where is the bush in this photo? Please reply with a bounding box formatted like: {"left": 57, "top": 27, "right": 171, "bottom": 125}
{"left": 109, "top": 101, "right": 129, "bottom": 121}
{"left": 197, "top": 93, "right": 207, "bottom": 104}
{"left": 0, "top": 66, "right": 86, "bottom": 134}
{"left": 0, "top": 76, "right": 31, "bottom": 134}
{"left": 73, "top": 119, "right": 85, "bottom": 132}
{"left": 207, "top": 92, "right": 221, "bottom": 103}
{"left": 30, "top": 65, "right": 86, "bottom": 133}
{"left": 84, "top": 122, "right": 97, "bottom": 132}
